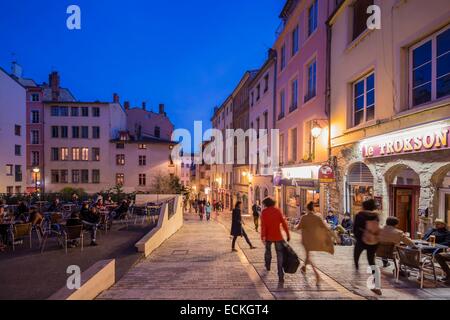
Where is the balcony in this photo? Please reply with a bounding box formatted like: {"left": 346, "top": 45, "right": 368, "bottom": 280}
{"left": 277, "top": 113, "right": 285, "bottom": 121}
{"left": 304, "top": 90, "right": 316, "bottom": 103}
{"left": 289, "top": 103, "right": 298, "bottom": 113}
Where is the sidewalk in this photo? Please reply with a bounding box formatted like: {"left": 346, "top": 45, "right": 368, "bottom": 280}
{"left": 98, "top": 213, "right": 362, "bottom": 300}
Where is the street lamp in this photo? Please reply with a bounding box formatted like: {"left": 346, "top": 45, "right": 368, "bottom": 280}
{"left": 311, "top": 122, "right": 322, "bottom": 161}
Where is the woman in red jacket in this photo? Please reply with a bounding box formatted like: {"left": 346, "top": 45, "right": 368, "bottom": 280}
{"left": 261, "top": 197, "right": 290, "bottom": 283}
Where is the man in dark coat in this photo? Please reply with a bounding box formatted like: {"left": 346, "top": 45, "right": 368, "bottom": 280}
{"left": 231, "top": 201, "right": 255, "bottom": 252}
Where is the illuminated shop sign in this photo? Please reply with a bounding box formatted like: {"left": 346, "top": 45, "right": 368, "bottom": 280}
{"left": 360, "top": 123, "right": 450, "bottom": 158}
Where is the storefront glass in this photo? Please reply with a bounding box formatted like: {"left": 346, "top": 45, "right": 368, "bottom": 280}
{"left": 349, "top": 185, "right": 374, "bottom": 216}
{"left": 285, "top": 186, "right": 298, "bottom": 218}
{"left": 346, "top": 163, "right": 374, "bottom": 217}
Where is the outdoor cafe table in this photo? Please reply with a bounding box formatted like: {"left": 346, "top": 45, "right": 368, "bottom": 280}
{"left": 413, "top": 240, "right": 449, "bottom": 255}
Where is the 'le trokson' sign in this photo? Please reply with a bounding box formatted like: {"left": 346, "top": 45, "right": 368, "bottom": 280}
{"left": 361, "top": 125, "right": 450, "bottom": 158}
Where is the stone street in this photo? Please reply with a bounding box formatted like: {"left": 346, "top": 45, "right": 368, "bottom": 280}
{"left": 98, "top": 212, "right": 450, "bottom": 300}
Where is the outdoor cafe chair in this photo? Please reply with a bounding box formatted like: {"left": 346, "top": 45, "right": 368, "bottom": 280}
{"left": 376, "top": 242, "right": 399, "bottom": 276}
{"left": 396, "top": 246, "right": 437, "bottom": 288}
{"left": 10, "top": 223, "right": 32, "bottom": 251}
{"left": 40, "top": 213, "right": 64, "bottom": 253}
{"left": 62, "top": 225, "right": 84, "bottom": 254}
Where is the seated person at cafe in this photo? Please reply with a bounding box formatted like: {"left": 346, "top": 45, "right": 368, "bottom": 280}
{"left": 15, "top": 201, "right": 29, "bottom": 221}
{"left": 326, "top": 210, "right": 339, "bottom": 230}
{"left": 341, "top": 212, "right": 353, "bottom": 233}
{"left": 423, "top": 219, "right": 450, "bottom": 247}
{"left": 0, "top": 201, "right": 7, "bottom": 251}
{"left": 29, "top": 207, "right": 44, "bottom": 238}
{"left": 66, "top": 212, "right": 83, "bottom": 247}
{"left": 113, "top": 200, "right": 130, "bottom": 220}
{"left": 94, "top": 199, "right": 105, "bottom": 210}
{"left": 47, "top": 198, "right": 61, "bottom": 212}
{"left": 378, "top": 217, "right": 415, "bottom": 268}
{"left": 80, "top": 203, "right": 100, "bottom": 246}
{"left": 104, "top": 195, "right": 113, "bottom": 205}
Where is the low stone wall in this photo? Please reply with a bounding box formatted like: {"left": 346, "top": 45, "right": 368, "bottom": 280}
{"left": 48, "top": 259, "right": 115, "bottom": 300}
{"left": 135, "top": 195, "right": 184, "bottom": 257}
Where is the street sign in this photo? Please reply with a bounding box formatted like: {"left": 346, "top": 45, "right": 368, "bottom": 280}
{"left": 319, "top": 165, "right": 335, "bottom": 183}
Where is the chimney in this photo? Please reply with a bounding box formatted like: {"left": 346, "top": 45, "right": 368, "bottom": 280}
{"left": 113, "top": 93, "right": 120, "bottom": 103}
{"left": 159, "top": 103, "right": 165, "bottom": 115}
{"left": 142, "top": 102, "right": 146, "bottom": 110}
{"left": 124, "top": 101, "right": 130, "bottom": 110}
{"left": 11, "top": 62, "right": 23, "bottom": 79}
{"left": 49, "top": 71, "right": 60, "bottom": 101}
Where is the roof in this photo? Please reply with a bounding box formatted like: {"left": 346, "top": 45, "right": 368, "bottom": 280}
{"left": 17, "top": 78, "right": 38, "bottom": 87}
{"left": 279, "top": 0, "right": 299, "bottom": 20}
{"left": 248, "top": 52, "right": 276, "bottom": 88}
{"left": 110, "top": 134, "right": 177, "bottom": 145}
{"left": 0, "top": 66, "right": 26, "bottom": 89}
{"left": 42, "top": 86, "right": 77, "bottom": 102}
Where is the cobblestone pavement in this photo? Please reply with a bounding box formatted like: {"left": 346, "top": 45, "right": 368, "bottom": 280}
{"left": 99, "top": 212, "right": 450, "bottom": 300}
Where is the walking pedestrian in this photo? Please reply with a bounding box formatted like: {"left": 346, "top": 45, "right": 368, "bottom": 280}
{"left": 296, "top": 202, "right": 334, "bottom": 286}
{"left": 353, "top": 199, "right": 381, "bottom": 295}
{"left": 252, "top": 201, "right": 261, "bottom": 232}
{"left": 231, "top": 201, "right": 256, "bottom": 252}
{"left": 205, "top": 202, "right": 211, "bottom": 221}
{"left": 199, "top": 201, "right": 204, "bottom": 221}
{"left": 260, "top": 197, "right": 290, "bottom": 283}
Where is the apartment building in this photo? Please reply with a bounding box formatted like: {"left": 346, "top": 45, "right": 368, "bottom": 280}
{"left": 328, "top": 0, "right": 450, "bottom": 234}
{"left": 0, "top": 67, "right": 26, "bottom": 194}
{"left": 248, "top": 50, "right": 277, "bottom": 204}
{"left": 274, "top": 0, "right": 335, "bottom": 217}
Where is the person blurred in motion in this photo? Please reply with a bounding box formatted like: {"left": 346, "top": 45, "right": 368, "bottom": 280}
{"left": 231, "top": 201, "right": 256, "bottom": 252}
{"left": 423, "top": 219, "right": 450, "bottom": 246}
{"left": 296, "top": 202, "right": 334, "bottom": 286}
{"left": 205, "top": 202, "right": 212, "bottom": 221}
{"left": 260, "top": 197, "right": 290, "bottom": 283}
{"left": 252, "top": 201, "right": 261, "bottom": 232}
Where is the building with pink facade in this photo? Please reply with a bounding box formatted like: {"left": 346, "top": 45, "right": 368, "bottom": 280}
{"left": 274, "top": 0, "right": 337, "bottom": 217}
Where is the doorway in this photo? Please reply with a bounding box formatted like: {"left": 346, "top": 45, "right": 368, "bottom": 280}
{"left": 439, "top": 189, "right": 450, "bottom": 225}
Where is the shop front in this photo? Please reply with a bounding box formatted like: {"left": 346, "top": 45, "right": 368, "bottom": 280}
{"left": 332, "top": 119, "right": 450, "bottom": 236}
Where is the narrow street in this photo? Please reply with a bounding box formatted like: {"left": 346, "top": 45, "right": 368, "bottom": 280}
{"left": 99, "top": 211, "right": 450, "bottom": 300}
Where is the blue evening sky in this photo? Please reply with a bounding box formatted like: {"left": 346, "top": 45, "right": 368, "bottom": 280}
{"left": 0, "top": 0, "right": 283, "bottom": 150}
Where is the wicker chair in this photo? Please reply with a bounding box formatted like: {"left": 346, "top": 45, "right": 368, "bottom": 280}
{"left": 376, "top": 242, "right": 398, "bottom": 276}
{"left": 11, "top": 223, "right": 32, "bottom": 251}
{"left": 62, "top": 225, "right": 84, "bottom": 254}
{"left": 396, "top": 246, "right": 437, "bottom": 288}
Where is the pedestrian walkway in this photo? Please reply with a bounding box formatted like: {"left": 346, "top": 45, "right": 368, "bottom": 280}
{"left": 98, "top": 213, "right": 360, "bottom": 300}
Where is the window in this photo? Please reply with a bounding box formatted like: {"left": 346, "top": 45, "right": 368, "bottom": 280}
{"left": 15, "top": 145, "right": 21, "bottom": 156}
{"left": 292, "top": 25, "right": 299, "bottom": 55}
{"left": 30, "top": 93, "right": 40, "bottom": 102}
{"left": 139, "top": 155, "right": 146, "bottom": 166}
{"left": 92, "top": 170, "right": 100, "bottom": 184}
{"left": 264, "top": 74, "right": 269, "bottom": 92}
{"left": 116, "top": 143, "right": 125, "bottom": 149}
{"left": 72, "top": 148, "right": 80, "bottom": 161}
{"left": 14, "top": 165, "right": 22, "bottom": 182}
{"left": 15, "top": 125, "right": 21, "bottom": 136}
{"left": 279, "top": 90, "right": 286, "bottom": 119}
{"left": 51, "top": 126, "right": 59, "bottom": 138}
{"left": 6, "top": 186, "right": 13, "bottom": 195}
{"left": 31, "top": 151, "right": 39, "bottom": 166}
{"left": 306, "top": 59, "right": 317, "bottom": 102}
{"left": 81, "top": 126, "right": 89, "bottom": 139}
{"left": 61, "top": 148, "right": 69, "bottom": 161}
{"left": 138, "top": 144, "right": 147, "bottom": 150}
{"left": 256, "top": 84, "right": 261, "bottom": 100}
{"left": 6, "top": 164, "right": 13, "bottom": 176}
{"left": 281, "top": 44, "right": 286, "bottom": 70}
{"left": 51, "top": 148, "right": 59, "bottom": 161}
{"left": 116, "top": 173, "right": 124, "bottom": 186}
{"left": 139, "top": 174, "right": 146, "bottom": 186}
{"left": 51, "top": 170, "right": 60, "bottom": 184}
{"left": 289, "top": 128, "right": 297, "bottom": 162}
{"left": 81, "top": 170, "right": 89, "bottom": 183}
{"left": 410, "top": 26, "right": 450, "bottom": 107}
{"left": 264, "top": 111, "right": 268, "bottom": 130}
{"left": 61, "top": 126, "right": 68, "bottom": 138}
{"left": 31, "top": 130, "right": 40, "bottom": 144}
{"left": 154, "top": 126, "right": 161, "bottom": 138}
{"left": 71, "top": 107, "right": 79, "bottom": 117}
{"left": 353, "top": 72, "right": 375, "bottom": 126}
{"left": 279, "top": 134, "right": 285, "bottom": 165}
{"left": 60, "top": 106, "right": 69, "bottom": 117}
{"left": 92, "top": 148, "right": 100, "bottom": 161}
{"left": 81, "top": 107, "right": 89, "bottom": 117}
{"left": 93, "top": 107, "right": 100, "bottom": 117}
{"left": 290, "top": 79, "right": 298, "bottom": 111}
{"left": 81, "top": 148, "right": 89, "bottom": 161}
{"left": 15, "top": 186, "right": 21, "bottom": 194}
{"left": 92, "top": 127, "right": 100, "bottom": 139}
{"left": 31, "top": 110, "right": 40, "bottom": 123}
{"left": 116, "top": 154, "right": 125, "bottom": 165}
{"left": 352, "top": 0, "right": 373, "bottom": 40}
{"left": 72, "top": 170, "right": 80, "bottom": 184}
{"left": 51, "top": 106, "right": 59, "bottom": 116}
{"left": 60, "top": 170, "right": 68, "bottom": 183}
{"left": 72, "top": 126, "right": 80, "bottom": 138}
{"left": 308, "top": 0, "right": 318, "bottom": 36}
{"left": 251, "top": 92, "right": 254, "bottom": 106}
